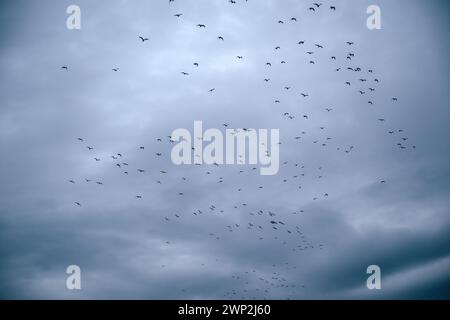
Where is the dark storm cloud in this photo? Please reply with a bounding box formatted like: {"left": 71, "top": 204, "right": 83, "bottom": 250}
{"left": 0, "top": 0, "right": 449, "bottom": 299}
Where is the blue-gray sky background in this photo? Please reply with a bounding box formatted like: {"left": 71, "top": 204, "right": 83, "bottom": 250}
{"left": 0, "top": 0, "right": 449, "bottom": 299}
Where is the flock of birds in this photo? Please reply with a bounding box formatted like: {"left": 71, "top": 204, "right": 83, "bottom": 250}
{"left": 62, "top": 0, "right": 416, "bottom": 299}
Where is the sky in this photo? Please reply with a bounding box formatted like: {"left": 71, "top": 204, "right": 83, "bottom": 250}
{"left": 0, "top": 0, "right": 449, "bottom": 299}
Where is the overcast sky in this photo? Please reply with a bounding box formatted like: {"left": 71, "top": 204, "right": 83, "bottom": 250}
{"left": 0, "top": 0, "right": 449, "bottom": 299}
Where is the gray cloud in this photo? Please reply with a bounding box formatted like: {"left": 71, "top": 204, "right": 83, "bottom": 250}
{"left": 0, "top": 0, "right": 449, "bottom": 299}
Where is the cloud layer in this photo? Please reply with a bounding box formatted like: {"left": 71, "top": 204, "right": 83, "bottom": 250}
{"left": 0, "top": 0, "right": 449, "bottom": 299}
